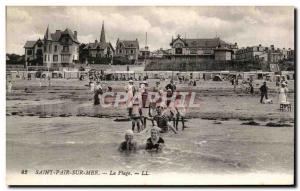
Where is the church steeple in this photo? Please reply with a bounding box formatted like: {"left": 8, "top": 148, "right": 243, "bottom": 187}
{"left": 44, "top": 25, "right": 52, "bottom": 40}
{"left": 100, "top": 21, "right": 106, "bottom": 43}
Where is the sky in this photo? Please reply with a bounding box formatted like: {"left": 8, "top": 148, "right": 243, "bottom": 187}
{"left": 6, "top": 6, "right": 294, "bottom": 55}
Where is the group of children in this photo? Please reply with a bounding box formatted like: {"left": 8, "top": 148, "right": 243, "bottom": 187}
{"left": 126, "top": 79, "right": 187, "bottom": 135}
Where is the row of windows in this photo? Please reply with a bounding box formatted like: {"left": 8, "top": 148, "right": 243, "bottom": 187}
{"left": 43, "top": 45, "right": 76, "bottom": 53}
{"left": 118, "top": 49, "right": 135, "bottom": 54}
{"left": 43, "top": 54, "right": 76, "bottom": 62}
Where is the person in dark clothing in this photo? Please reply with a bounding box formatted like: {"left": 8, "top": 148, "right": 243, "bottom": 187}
{"left": 231, "top": 77, "right": 235, "bottom": 85}
{"left": 145, "top": 127, "right": 165, "bottom": 151}
{"left": 151, "top": 105, "right": 178, "bottom": 134}
{"left": 119, "top": 130, "right": 137, "bottom": 152}
{"left": 193, "top": 80, "right": 197, "bottom": 86}
{"left": 152, "top": 106, "right": 170, "bottom": 133}
{"left": 94, "top": 83, "right": 103, "bottom": 105}
{"left": 249, "top": 83, "right": 254, "bottom": 95}
{"left": 259, "top": 82, "right": 268, "bottom": 103}
{"left": 165, "top": 80, "right": 176, "bottom": 94}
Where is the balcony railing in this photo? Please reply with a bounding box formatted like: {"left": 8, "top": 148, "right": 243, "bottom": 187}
{"left": 61, "top": 49, "right": 70, "bottom": 53}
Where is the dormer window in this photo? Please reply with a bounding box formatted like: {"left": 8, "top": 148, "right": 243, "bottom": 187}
{"left": 174, "top": 43, "right": 183, "bottom": 48}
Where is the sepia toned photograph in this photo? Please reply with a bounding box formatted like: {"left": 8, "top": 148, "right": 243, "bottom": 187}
{"left": 6, "top": 6, "right": 295, "bottom": 185}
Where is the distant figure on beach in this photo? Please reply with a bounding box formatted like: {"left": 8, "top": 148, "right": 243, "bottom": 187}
{"left": 278, "top": 82, "right": 289, "bottom": 103}
{"left": 231, "top": 77, "right": 235, "bottom": 85}
{"left": 259, "top": 82, "right": 268, "bottom": 104}
{"left": 90, "top": 81, "right": 95, "bottom": 92}
{"left": 7, "top": 81, "right": 12, "bottom": 93}
{"left": 39, "top": 78, "right": 42, "bottom": 88}
{"left": 125, "top": 80, "right": 136, "bottom": 116}
{"left": 165, "top": 80, "right": 176, "bottom": 94}
{"left": 145, "top": 126, "right": 165, "bottom": 151}
{"left": 233, "top": 77, "right": 237, "bottom": 92}
{"left": 48, "top": 75, "right": 51, "bottom": 87}
{"left": 153, "top": 81, "right": 162, "bottom": 92}
{"left": 119, "top": 130, "right": 137, "bottom": 152}
{"left": 165, "top": 80, "right": 176, "bottom": 106}
{"left": 94, "top": 82, "right": 103, "bottom": 105}
{"left": 140, "top": 81, "right": 148, "bottom": 108}
{"left": 249, "top": 83, "right": 254, "bottom": 95}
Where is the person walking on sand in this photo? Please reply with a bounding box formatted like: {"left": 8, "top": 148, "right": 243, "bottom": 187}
{"left": 125, "top": 80, "right": 136, "bottom": 116}
{"left": 259, "top": 82, "right": 268, "bottom": 104}
{"left": 94, "top": 82, "right": 103, "bottom": 105}
{"left": 39, "top": 78, "right": 42, "bottom": 88}
{"left": 249, "top": 82, "right": 254, "bottom": 95}
{"left": 48, "top": 75, "right": 51, "bottom": 87}
{"left": 278, "top": 82, "right": 289, "bottom": 103}
{"left": 7, "top": 80, "right": 12, "bottom": 93}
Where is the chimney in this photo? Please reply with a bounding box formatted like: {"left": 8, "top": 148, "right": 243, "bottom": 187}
{"left": 74, "top": 31, "right": 77, "bottom": 39}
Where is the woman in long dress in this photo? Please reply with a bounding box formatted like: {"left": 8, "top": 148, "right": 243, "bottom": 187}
{"left": 278, "top": 83, "right": 288, "bottom": 103}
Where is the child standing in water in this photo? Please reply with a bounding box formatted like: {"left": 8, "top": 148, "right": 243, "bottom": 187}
{"left": 131, "top": 95, "right": 144, "bottom": 133}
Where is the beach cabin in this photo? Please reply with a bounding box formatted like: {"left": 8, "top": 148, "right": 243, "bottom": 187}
{"left": 220, "top": 71, "right": 230, "bottom": 80}
{"left": 281, "top": 71, "right": 294, "bottom": 80}
{"left": 63, "top": 71, "right": 79, "bottom": 79}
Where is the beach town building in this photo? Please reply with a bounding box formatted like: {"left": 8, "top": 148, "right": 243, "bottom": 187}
{"left": 139, "top": 46, "right": 150, "bottom": 60}
{"left": 235, "top": 44, "right": 268, "bottom": 62}
{"left": 151, "top": 48, "right": 170, "bottom": 58}
{"left": 24, "top": 26, "right": 80, "bottom": 70}
{"left": 24, "top": 39, "right": 44, "bottom": 69}
{"left": 83, "top": 22, "right": 114, "bottom": 64}
{"left": 287, "top": 48, "right": 294, "bottom": 60}
{"left": 235, "top": 44, "right": 294, "bottom": 63}
{"left": 168, "top": 34, "right": 238, "bottom": 61}
{"left": 115, "top": 38, "right": 139, "bottom": 64}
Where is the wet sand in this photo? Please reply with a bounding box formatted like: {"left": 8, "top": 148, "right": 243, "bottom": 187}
{"left": 6, "top": 78, "right": 295, "bottom": 121}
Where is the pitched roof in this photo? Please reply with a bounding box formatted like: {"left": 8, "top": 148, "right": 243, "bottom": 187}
{"left": 24, "top": 41, "right": 36, "bottom": 48}
{"left": 118, "top": 40, "right": 139, "bottom": 48}
{"left": 49, "top": 28, "right": 79, "bottom": 43}
{"left": 186, "top": 38, "right": 227, "bottom": 48}
{"left": 84, "top": 42, "right": 115, "bottom": 51}
{"left": 152, "top": 49, "right": 169, "bottom": 55}
{"left": 171, "top": 36, "right": 230, "bottom": 48}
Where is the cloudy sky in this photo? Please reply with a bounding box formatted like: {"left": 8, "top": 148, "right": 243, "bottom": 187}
{"left": 6, "top": 6, "right": 294, "bottom": 55}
